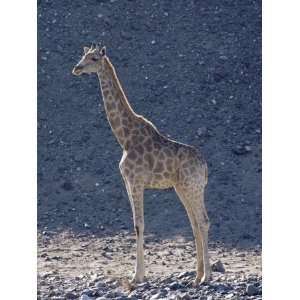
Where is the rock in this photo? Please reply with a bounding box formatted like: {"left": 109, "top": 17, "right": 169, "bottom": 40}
{"left": 232, "top": 145, "right": 252, "bottom": 155}
{"left": 169, "top": 281, "right": 184, "bottom": 290}
{"left": 150, "top": 292, "right": 166, "bottom": 300}
{"left": 65, "top": 291, "right": 78, "bottom": 299}
{"left": 246, "top": 283, "right": 258, "bottom": 296}
{"left": 81, "top": 289, "right": 95, "bottom": 297}
{"left": 177, "top": 293, "right": 192, "bottom": 300}
{"left": 212, "top": 260, "right": 225, "bottom": 273}
{"left": 80, "top": 295, "right": 93, "bottom": 300}
{"left": 84, "top": 222, "right": 91, "bottom": 229}
{"left": 177, "top": 271, "right": 194, "bottom": 279}
{"left": 197, "top": 126, "right": 208, "bottom": 137}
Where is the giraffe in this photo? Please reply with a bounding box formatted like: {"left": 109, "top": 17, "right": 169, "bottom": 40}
{"left": 72, "top": 43, "right": 211, "bottom": 285}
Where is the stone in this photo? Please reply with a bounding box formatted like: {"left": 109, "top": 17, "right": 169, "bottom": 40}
{"left": 212, "top": 260, "right": 225, "bottom": 273}
{"left": 65, "top": 292, "right": 78, "bottom": 299}
{"left": 169, "top": 282, "right": 184, "bottom": 290}
{"left": 246, "top": 283, "right": 258, "bottom": 296}
{"left": 197, "top": 126, "right": 208, "bottom": 137}
{"left": 80, "top": 295, "right": 93, "bottom": 300}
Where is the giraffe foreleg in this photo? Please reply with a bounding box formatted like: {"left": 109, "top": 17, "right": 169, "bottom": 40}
{"left": 121, "top": 173, "right": 145, "bottom": 283}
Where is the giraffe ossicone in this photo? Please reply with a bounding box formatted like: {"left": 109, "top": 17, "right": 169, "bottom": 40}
{"left": 72, "top": 44, "right": 211, "bottom": 285}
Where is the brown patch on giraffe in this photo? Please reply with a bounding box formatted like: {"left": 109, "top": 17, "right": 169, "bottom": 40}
{"left": 102, "top": 90, "right": 110, "bottom": 98}
{"left": 124, "top": 127, "right": 130, "bottom": 136}
{"left": 135, "top": 145, "right": 144, "bottom": 155}
{"left": 164, "top": 148, "right": 172, "bottom": 157}
{"left": 136, "top": 158, "right": 143, "bottom": 165}
{"left": 117, "top": 102, "right": 123, "bottom": 111}
{"left": 136, "top": 167, "right": 143, "bottom": 173}
{"left": 122, "top": 119, "right": 129, "bottom": 126}
{"left": 154, "top": 174, "right": 163, "bottom": 181}
{"left": 166, "top": 159, "right": 173, "bottom": 172}
{"left": 106, "top": 101, "right": 116, "bottom": 111}
{"left": 144, "top": 153, "right": 154, "bottom": 170}
{"left": 144, "top": 139, "right": 153, "bottom": 152}
{"left": 116, "top": 129, "right": 124, "bottom": 138}
{"left": 127, "top": 150, "right": 137, "bottom": 161}
{"left": 138, "top": 136, "right": 145, "bottom": 143}
{"left": 110, "top": 117, "right": 121, "bottom": 128}
{"left": 109, "top": 112, "right": 117, "bottom": 119}
{"left": 154, "top": 161, "right": 164, "bottom": 173}
{"left": 127, "top": 161, "right": 134, "bottom": 170}
{"left": 163, "top": 172, "right": 171, "bottom": 179}
{"left": 140, "top": 128, "right": 147, "bottom": 135}
{"left": 158, "top": 151, "right": 165, "bottom": 160}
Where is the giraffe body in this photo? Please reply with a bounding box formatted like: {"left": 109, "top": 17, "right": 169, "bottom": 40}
{"left": 72, "top": 44, "right": 211, "bottom": 285}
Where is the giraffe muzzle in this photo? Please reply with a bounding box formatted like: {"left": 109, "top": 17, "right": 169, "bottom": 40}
{"left": 72, "top": 65, "right": 83, "bottom": 76}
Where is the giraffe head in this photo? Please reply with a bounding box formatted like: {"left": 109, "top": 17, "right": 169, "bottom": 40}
{"left": 72, "top": 43, "right": 106, "bottom": 76}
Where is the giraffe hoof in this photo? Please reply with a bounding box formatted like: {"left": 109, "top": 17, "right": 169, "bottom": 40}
{"left": 193, "top": 273, "right": 211, "bottom": 286}
{"left": 130, "top": 274, "right": 145, "bottom": 285}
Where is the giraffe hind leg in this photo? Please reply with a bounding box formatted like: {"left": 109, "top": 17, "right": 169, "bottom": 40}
{"left": 176, "top": 167, "right": 211, "bottom": 284}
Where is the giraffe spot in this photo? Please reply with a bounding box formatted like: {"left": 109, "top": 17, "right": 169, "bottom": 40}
{"left": 136, "top": 167, "right": 143, "bottom": 173}
{"left": 136, "top": 145, "right": 144, "bottom": 155}
{"left": 164, "top": 148, "right": 172, "bottom": 157}
{"left": 102, "top": 90, "right": 110, "bottom": 98}
{"left": 124, "top": 168, "right": 130, "bottom": 175}
{"left": 166, "top": 159, "right": 173, "bottom": 172}
{"left": 163, "top": 172, "right": 171, "bottom": 179}
{"left": 154, "top": 174, "right": 163, "bottom": 181}
{"left": 136, "top": 158, "right": 143, "bottom": 165}
{"left": 158, "top": 152, "right": 165, "bottom": 160}
{"left": 110, "top": 117, "right": 121, "bottom": 128}
{"left": 141, "top": 128, "right": 147, "bottom": 135}
{"left": 124, "top": 127, "right": 130, "bottom": 136}
{"left": 122, "top": 119, "right": 128, "bottom": 126}
{"left": 154, "top": 161, "right": 164, "bottom": 173}
{"left": 116, "top": 129, "right": 124, "bottom": 137}
{"left": 144, "top": 154, "right": 154, "bottom": 170}
{"left": 117, "top": 102, "right": 123, "bottom": 111}
{"left": 109, "top": 112, "right": 117, "bottom": 118}
{"left": 132, "top": 129, "right": 139, "bottom": 135}
{"left": 138, "top": 136, "right": 145, "bottom": 142}
{"left": 132, "top": 136, "right": 139, "bottom": 145}
{"left": 153, "top": 143, "right": 160, "bottom": 150}
{"left": 127, "top": 161, "right": 134, "bottom": 169}
{"left": 144, "top": 139, "right": 153, "bottom": 152}
{"left": 128, "top": 150, "right": 137, "bottom": 160}
{"left": 106, "top": 101, "right": 116, "bottom": 111}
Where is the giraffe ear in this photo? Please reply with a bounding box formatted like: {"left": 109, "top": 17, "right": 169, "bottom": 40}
{"left": 83, "top": 47, "right": 89, "bottom": 54}
{"left": 100, "top": 46, "right": 106, "bottom": 57}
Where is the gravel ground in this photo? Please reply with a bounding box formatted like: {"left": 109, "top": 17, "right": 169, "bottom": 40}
{"left": 38, "top": 0, "right": 261, "bottom": 299}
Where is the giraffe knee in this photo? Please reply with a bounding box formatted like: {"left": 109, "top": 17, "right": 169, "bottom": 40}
{"left": 135, "top": 225, "right": 140, "bottom": 237}
{"left": 134, "top": 223, "right": 144, "bottom": 237}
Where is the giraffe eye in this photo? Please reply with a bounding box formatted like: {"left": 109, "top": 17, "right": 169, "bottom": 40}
{"left": 91, "top": 57, "right": 98, "bottom": 62}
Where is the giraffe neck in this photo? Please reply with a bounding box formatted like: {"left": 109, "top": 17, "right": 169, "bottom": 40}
{"left": 97, "top": 57, "right": 138, "bottom": 149}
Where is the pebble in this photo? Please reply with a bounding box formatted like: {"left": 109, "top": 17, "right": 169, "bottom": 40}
{"left": 80, "top": 295, "right": 93, "bottom": 300}
{"left": 212, "top": 260, "right": 226, "bottom": 273}
{"left": 65, "top": 291, "right": 78, "bottom": 299}
{"left": 197, "top": 126, "right": 208, "bottom": 137}
{"left": 246, "top": 283, "right": 259, "bottom": 296}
